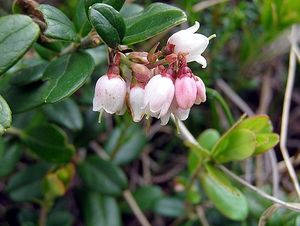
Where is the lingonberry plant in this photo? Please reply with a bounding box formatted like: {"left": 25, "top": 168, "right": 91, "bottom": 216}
{"left": 1, "top": 0, "right": 300, "bottom": 226}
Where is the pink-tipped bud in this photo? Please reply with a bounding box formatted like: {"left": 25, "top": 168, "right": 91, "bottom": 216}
{"left": 175, "top": 76, "right": 197, "bottom": 109}
{"left": 128, "top": 52, "right": 149, "bottom": 64}
{"left": 194, "top": 76, "right": 206, "bottom": 104}
{"left": 129, "top": 85, "right": 145, "bottom": 122}
{"left": 93, "top": 74, "right": 126, "bottom": 114}
{"left": 131, "top": 63, "right": 151, "bottom": 83}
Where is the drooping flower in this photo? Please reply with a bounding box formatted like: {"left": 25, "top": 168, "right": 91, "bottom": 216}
{"left": 143, "top": 73, "right": 174, "bottom": 118}
{"left": 160, "top": 99, "right": 190, "bottom": 125}
{"left": 167, "top": 21, "right": 210, "bottom": 68}
{"left": 129, "top": 85, "right": 145, "bottom": 122}
{"left": 194, "top": 75, "right": 206, "bottom": 104}
{"left": 93, "top": 74, "right": 127, "bottom": 114}
{"left": 175, "top": 67, "right": 197, "bottom": 109}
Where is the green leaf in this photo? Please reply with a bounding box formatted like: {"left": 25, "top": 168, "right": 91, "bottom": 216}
{"left": 4, "top": 51, "right": 95, "bottom": 113}
{"left": 0, "top": 15, "right": 40, "bottom": 75}
{"left": 43, "top": 99, "right": 83, "bottom": 131}
{"left": 105, "top": 124, "right": 147, "bottom": 165}
{"left": 197, "top": 129, "right": 220, "bottom": 150}
{"left": 0, "top": 144, "right": 21, "bottom": 178}
{"left": 78, "top": 155, "right": 128, "bottom": 196}
{"left": 38, "top": 4, "right": 78, "bottom": 41}
{"left": 211, "top": 129, "right": 256, "bottom": 163}
{"left": 0, "top": 95, "right": 12, "bottom": 135}
{"left": 74, "top": 0, "right": 92, "bottom": 37}
{"left": 132, "top": 186, "right": 163, "bottom": 212}
{"left": 153, "top": 197, "right": 185, "bottom": 218}
{"left": 22, "top": 124, "right": 75, "bottom": 164}
{"left": 200, "top": 164, "right": 248, "bottom": 221}
{"left": 43, "top": 51, "right": 95, "bottom": 103}
{"left": 82, "top": 191, "right": 121, "bottom": 226}
{"left": 255, "top": 133, "right": 279, "bottom": 155}
{"left": 89, "top": 3, "right": 126, "bottom": 48}
{"left": 10, "top": 63, "right": 48, "bottom": 87}
{"left": 236, "top": 115, "right": 273, "bottom": 133}
{"left": 123, "top": 3, "right": 187, "bottom": 45}
{"left": 120, "top": 3, "right": 143, "bottom": 18}
{"left": 84, "top": 0, "right": 125, "bottom": 13}
{"left": 6, "top": 163, "right": 49, "bottom": 202}
{"left": 47, "top": 211, "right": 73, "bottom": 226}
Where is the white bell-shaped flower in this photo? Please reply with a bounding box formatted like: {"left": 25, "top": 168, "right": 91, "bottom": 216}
{"left": 168, "top": 21, "right": 209, "bottom": 68}
{"left": 93, "top": 75, "right": 126, "bottom": 114}
{"left": 129, "top": 85, "right": 145, "bottom": 122}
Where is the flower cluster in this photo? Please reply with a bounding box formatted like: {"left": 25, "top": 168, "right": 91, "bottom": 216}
{"left": 93, "top": 22, "right": 213, "bottom": 125}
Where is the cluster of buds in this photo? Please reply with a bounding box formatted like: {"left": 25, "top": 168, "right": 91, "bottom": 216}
{"left": 93, "top": 22, "right": 215, "bottom": 125}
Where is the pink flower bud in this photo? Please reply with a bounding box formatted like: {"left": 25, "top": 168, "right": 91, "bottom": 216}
{"left": 131, "top": 63, "right": 151, "bottom": 83}
{"left": 143, "top": 74, "right": 174, "bottom": 118}
{"left": 175, "top": 76, "right": 197, "bottom": 109}
{"left": 93, "top": 75, "right": 126, "bottom": 114}
{"left": 194, "top": 76, "right": 206, "bottom": 104}
{"left": 129, "top": 85, "right": 145, "bottom": 122}
{"left": 167, "top": 21, "right": 209, "bottom": 68}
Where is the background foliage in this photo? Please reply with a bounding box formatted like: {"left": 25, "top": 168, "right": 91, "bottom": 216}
{"left": 0, "top": 0, "right": 300, "bottom": 226}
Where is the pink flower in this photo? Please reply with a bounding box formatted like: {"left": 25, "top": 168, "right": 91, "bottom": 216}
{"left": 129, "top": 85, "right": 145, "bottom": 122}
{"left": 167, "top": 21, "right": 209, "bottom": 68}
{"left": 160, "top": 99, "right": 190, "bottom": 125}
{"left": 194, "top": 76, "right": 206, "bottom": 104}
{"left": 93, "top": 75, "right": 126, "bottom": 114}
{"left": 143, "top": 74, "right": 174, "bottom": 118}
{"left": 175, "top": 76, "right": 197, "bottom": 109}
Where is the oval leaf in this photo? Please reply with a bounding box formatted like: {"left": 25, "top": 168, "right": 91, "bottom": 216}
{"left": 21, "top": 124, "right": 75, "bottom": 164}
{"left": 123, "top": 3, "right": 187, "bottom": 45}
{"left": 89, "top": 3, "right": 126, "bottom": 48}
{"left": 82, "top": 191, "right": 121, "bottom": 226}
{"left": 43, "top": 51, "right": 95, "bottom": 103}
{"left": 0, "top": 95, "right": 12, "bottom": 135}
{"left": 236, "top": 115, "right": 273, "bottom": 133}
{"left": 38, "top": 4, "right": 78, "bottom": 41}
{"left": 43, "top": 99, "right": 83, "bottom": 131}
{"left": 153, "top": 197, "right": 185, "bottom": 218}
{"left": 5, "top": 163, "right": 49, "bottom": 202}
{"left": 0, "top": 15, "right": 40, "bottom": 75}
{"left": 197, "top": 129, "right": 220, "bottom": 151}
{"left": 85, "top": 0, "right": 125, "bottom": 13}
{"left": 200, "top": 165, "right": 248, "bottom": 221}
{"left": 0, "top": 144, "right": 21, "bottom": 178}
{"left": 255, "top": 133, "right": 279, "bottom": 155}
{"left": 78, "top": 155, "right": 128, "bottom": 196}
{"left": 211, "top": 129, "right": 256, "bottom": 163}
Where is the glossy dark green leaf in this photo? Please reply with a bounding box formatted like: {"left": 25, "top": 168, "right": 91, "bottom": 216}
{"left": 123, "top": 3, "right": 187, "bottom": 45}
{"left": 6, "top": 163, "right": 49, "bottom": 202}
{"left": 0, "top": 144, "right": 21, "bottom": 178}
{"left": 154, "top": 197, "right": 185, "bottom": 218}
{"left": 85, "top": 0, "right": 125, "bottom": 13}
{"left": 47, "top": 211, "right": 73, "bottom": 226}
{"left": 200, "top": 165, "right": 248, "bottom": 220}
{"left": 0, "top": 15, "right": 40, "bottom": 75}
{"left": 0, "top": 95, "right": 12, "bottom": 135}
{"left": 78, "top": 155, "right": 128, "bottom": 196}
{"left": 88, "top": 3, "right": 126, "bottom": 48}
{"left": 120, "top": 3, "right": 143, "bottom": 18}
{"left": 43, "top": 51, "right": 95, "bottom": 103}
{"left": 74, "top": 0, "right": 92, "bottom": 37}
{"left": 82, "top": 191, "right": 121, "bottom": 226}
{"left": 22, "top": 124, "right": 75, "bottom": 164}
{"left": 38, "top": 4, "right": 78, "bottom": 41}
{"left": 211, "top": 129, "right": 256, "bottom": 163}
{"left": 197, "top": 129, "right": 220, "bottom": 150}
{"left": 10, "top": 63, "right": 48, "bottom": 87}
{"left": 43, "top": 99, "right": 83, "bottom": 131}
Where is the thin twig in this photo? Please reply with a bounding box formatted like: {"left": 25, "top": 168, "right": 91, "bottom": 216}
{"left": 123, "top": 190, "right": 152, "bottom": 226}
{"left": 195, "top": 206, "right": 210, "bottom": 226}
{"left": 258, "top": 204, "right": 280, "bottom": 226}
{"left": 218, "top": 165, "right": 300, "bottom": 212}
{"left": 279, "top": 26, "right": 300, "bottom": 199}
